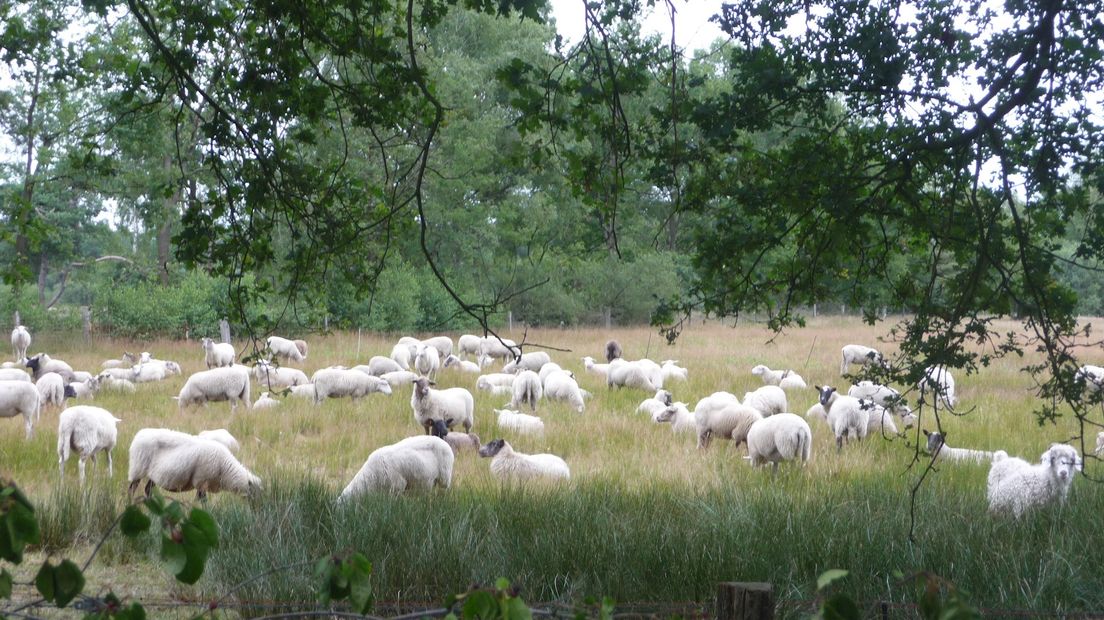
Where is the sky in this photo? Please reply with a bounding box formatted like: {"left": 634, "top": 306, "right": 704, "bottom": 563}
{"left": 546, "top": 0, "right": 728, "bottom": 52}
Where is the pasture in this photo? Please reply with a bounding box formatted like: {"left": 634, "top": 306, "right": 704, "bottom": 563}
{"left": 1, "top": 317, "right": 1103, "bottom": 616}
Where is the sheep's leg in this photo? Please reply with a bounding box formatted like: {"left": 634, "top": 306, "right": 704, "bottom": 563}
{"left": 127, "top": 479, "right": 141, "bottom": 499}
{"left": 58, "top": 455, "right": 65, "bottom": 479}
{"left": 196, "top": 489, "right": 208, "bottom": 502}
{"left": 78, "top": 457, "right": 87, "bottom": 486}
{"left": 836, "top": 436, "right": 843, "bottom": 452}
{"left": 144, "top": 480, "right": 155, "bottom": 498}
{"left": 24, "top": 414, "right": 32, "bottom": 440}
{"left": 107, "top": 450, "right": 113, "bottom": 478}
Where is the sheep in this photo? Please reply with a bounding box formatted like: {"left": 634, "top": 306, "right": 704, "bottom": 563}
{"left": 923, "top": 430, "right": 1006, "bottom": 463}
{"left": 253, "top": 392, "right": 281, "bottom": 410}
{"left": 741, "top": 385, "right": 788, "bottom": 417}
{"left": 266, "top": 335, "right": 307, "bottom": 363}
{"left": 99, "top": 367, "right": 136, "bottom": 381}
{"left": 457, "top": 334, "right": 482, "bottom": 360}
{"left": 1096, "top": 431, "right": 1104, "bottom": 455}
{"left": 476, "top": 373, "right": 516, "bottom": 392}
{"left": 288, "top": 383, "right": 317, "bottom": 400}
{"left": 381, "top": 370, "right": 420, "bottom": 387}
{"left": 71, "top": 370, "right": 94, "bottom": 383}
{"left": 509, "top": 370, "right": 543, "bottom": 411}
{"left": 660, "top": 360, "right": 689, "bottom": 383}
{"left": 605, "top": 339, "right": 622, "bottom": 363}
{"left": 0, "top": 381, "right": 40, "bottom": 439}
{"left": 495, "top": 408, "right": 545, "bottom": 435}
{"left": 413, "top": 344, "right": 441, "bottom": 380}
{"left": 24, "top": 353, "right": 75, "bottom": 382}
{"left": 746, "top": 413, "right": 813, "bottom": 472}
{"left": 543, "top": 369, "right": 586, "bottom": 413}
{"left": 429, "top": 419, "right": 482, "bottom": 454}
{"left": 443, "top": 354, "right": 481, "bottom": 374}
{"left": 538, "top": 362, "right": 566, "bottom": 383}
{"left": 196, "top": 428, "right": 241, "bottom": 453}
{"left": 636, "top": 358, "right": 666, "bottom": 389}
{"left": 132, "top": 362, "right": 170, "bottom": 384}
{"left": 101, "top": 352, "right": 138, "bottom": 369}
{"left": 846, "top": 380, "right": 909, "bottom": 414}
{"left": 478, "top": 336, "right": 520, "bottom": 364}
{"left": 815, "top": 385, "right": 869, "bottom": 451}
{"left": 176, "top": 366, "right": 252, "bottom": 412}
{"left": 751, "top": 364, "right": 808, "bottom": 390}
{"left": 840, "top": 344, "right": 886, "bottom": 375}
{"left": 420, "top": 336, "right": 454, "bottom": 361}
{"left": 478, "top": 438, "right": 569, "bottom": 481}
{"left": 201, "top": 337, "right": 236, "bottom": 368}
{"left": 636, "top": 389, "right": 674, "bottom": 418}
{"left": 654, "top": 402, "right": 696, "bottom": 433}
{"left": 920, "top": 365, "right": 957, "bottom": 408}
{"left": 339, "top": 435, "right": 454, "bottom": 498}
{"left": 1075, "top": 364, "right": 1104, "bottom": 393}
{"left": 127, "top": 428, "right": 260, "bottom": 500}
{"left": 695, "top": 402, "right": 762, "bottom": 450}
{"left": 987, "top": 443, "right": 1082, "bottom": 517}
{"left": 606, "top": 359, "right": 657, "bottom": 392}
{"left": 366, "top": 355, "right": 404, "bottom": 376}
{"left": 582, "top": 356, "right": 610, "bottom": 378}
{"left": 36, "top": 372, "right": 67, "bottom": 409}
{"left": 502, "top": 351, "right": 552, "bottom": 374}
{"left": 0, "top": 368, "right": 31, "bottom": 382}
{"left": 11, "top": 325, "right": 31, "bottom": 361}
{"left": 693, "top": 391, "right": 741, "bottom": 418}
{"left": 311, "top": 368, "right": 393, "bottom": 403}
{"left": 390, "top": 343, "right": 415, "bottom": 370}
{"left": 859, "top": 399, "right": 899, "bottom": 435}
{"left": 252, "top": 361, "right": 310, "bottom": 389}
{"left": 69, "top": 377, "right": 104, "bottom": 398}
{"left": 57, "top": 405, "right": 121, "bottom": 484}
{"left": 411, "top": 377, "right": 474, "bottom": 434}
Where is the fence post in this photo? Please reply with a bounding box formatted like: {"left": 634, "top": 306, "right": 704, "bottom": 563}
{"left": 13, "top": 311, "right": 20, "bottom": 327}
{"left": 508, "top": 311, "right": 513, "bottom": 331}
{"left": 324, "top": 314, "right": 329, "bottom": 331}
{"left": 812, "top": 303, "right": 817, "bottom": 318}
{"left": 841, "top": 304, "right": 846, "bottom": 316}
{"left": 219, "top": 319, "right": 231, "bottom": 344}
{"left": 80, "top": 306, "right": 91, "bottom": 341}
{"left": 605, "top": 307, "right": 611, "bottom": 329}
{"left": 716, "top": 582, "right": 773, "bottom": 620}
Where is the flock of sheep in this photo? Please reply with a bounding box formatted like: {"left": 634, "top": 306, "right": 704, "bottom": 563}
{"left": 1, "top": 324, "right": 1097, "bottom": 517}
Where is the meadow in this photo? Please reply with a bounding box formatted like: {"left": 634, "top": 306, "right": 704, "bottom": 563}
{"left": 1, "top": 317, "right": 1103, "bottom": 617}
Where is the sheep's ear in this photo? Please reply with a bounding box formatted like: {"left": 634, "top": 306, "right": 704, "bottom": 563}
{"left": 428, "top": 380, "right": 437, "bottom": 386}
{"left": 922, "top": 429, "right": 931, "bottom": 437}
{"left": 1040, "top": 449, "right": 1054, "bottom": 465}
{"left": 445, "top": 418, "right": 454, "bottom": 425}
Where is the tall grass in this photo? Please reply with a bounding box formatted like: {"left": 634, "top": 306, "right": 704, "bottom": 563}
{"left": 1, "top": 318, "right": 1102, "bottom": 614}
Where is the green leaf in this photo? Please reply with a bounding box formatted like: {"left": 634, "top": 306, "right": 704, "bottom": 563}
{"left": 119, "top": 505, "right": 151, "bottom": 537}
{"left": 822, "top": 592, "right": 861, "bottom": 620}
{"left": 817, "top": 569, "right": 849, "bottom": 591}
{"left": 35, "top": 563, "right": 55, "bottom": 602}
{"left": 52, "top": 559, "right": 85, "bottom": 608}
{"left": 186, "top": 508, "right": 218, "bottom": 548}
{"left": 0, "top": 568, "right": 12, "bottom": 599}
{"left": 159, "top": 535, "right": 187, "bottom": 575}
{"left": 504, "top": 596, "right": 532, "bottom": 620}
{"left": 462, "top": 590, "right": 497, "bottom": 620}
{"left": 494, "top": 577, "right": 511, "bottom": 591}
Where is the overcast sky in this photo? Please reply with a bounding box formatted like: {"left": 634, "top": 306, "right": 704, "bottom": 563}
{"left": 546, "top": 0, "right": 727, "bottom": 52}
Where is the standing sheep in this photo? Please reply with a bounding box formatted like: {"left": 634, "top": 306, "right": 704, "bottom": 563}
{"left": 411, "top": 377, "right": 474, "bottom": 434}
{"left": 57, "top": 405, "right": 121, "bottom": 484}
{"left": 201, "top": 337, "right": 236, "bottom": 368}
{"left": 11, "top": 325, "right": 31, "bottom": 362}
{"left": 510, "top": 370, "right": 543, "bottom": 411}
{"left": 741, "top": 385, "right": 788, "bottom": 417}
{"left": 750, "top": 365, "right": 807, "bottom": 390}
{"left": 478, "top": 336, "right": 521, "bottom": 364}
{"left": 339, "top": 435, "right": 454, "bottom": 498}
{"left": 478, "top": 439, "right": 570, "bottom": 481}
{"left": 381, "top": 370, "right": 420, "bottom": 387}
{"left": 606, "top": 359, "right": 657, "bottom": 392}
{"left": 266, "top": 335, "right": 307, "bottom": 363}
{"left": 815, "top": 385, "right": 869, "bottom": 451}
{"left": 253, "top": 361, "right": 310, "bottom": 389}
{"left": 543, "top": 369, "right": 586, "bottom": 413}
{"left": 660, "top": 360, "right": 688, "bottom": 383}
{"left": 176, "top": 367, "right": 252, "bottom": 412}
{"left": 36, "top": 372, "right": 67, "bottom": 410}
{"left": 582, "top": 356, "right": 610, "bottom": 378}
{"left": 420, "top": 336, "right": 454, "bottom": 361}
{"left": 695, "top": 402, "right": 762, "bottom": 450}
{"left": 0, "top": 381, "right": 40, "bottom": 439}
{"left": 919, "top": 365, "right": 957, "bottom": 408}
{"left": 414, "top": 344, "right": 441, "bottom": 380}
{"left": 457, "top": 334, "right": 482, "bottom": 360}
{"left": 366, "top": 356, "right": 404, "bottom": 376}
{"left": 746, "top": 413, "right": 813, "bottom": 472}
{"left": 987, "top": 443, "right": 1082, "bottom": 517}
{"left": 502, "top": 351, "right": 552, "bottom": 374}
{"left": 840, "top": 344, "right": 886, "bottom": 375}
{"left": 0, "top": 368, "right": 31, "bottom": 382}
{"left": 25, "top": 353, "right": 75, "bottom": 382}
{"left": 654, "top": 402, "right": 696, "bottom": 433}
{"left": 127, "top": 429, "right": 261, "bottom": 500}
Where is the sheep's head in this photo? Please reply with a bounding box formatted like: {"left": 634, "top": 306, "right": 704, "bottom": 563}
{"left": 816, "top": 385, "right": 837, "bottom": 407}
{"left": 24, "top": 354, "right": 41, "bottom": 373}
{"left": 412, "top": 377, "right": 432, "bottom": 399}
{"left": 201, "top": 337, "right": 214, "bottom": 351}
{"left": 657, "top": 390, "right": 673, "bottom": 406}
{"left": 750, "top": 365, "right": 767, "bottom": 377}
{"left": 655, "top": 405, "right": 679, "bottom": 423}
{"left": 1041, "top": 444, "right": 1082, "bottom": 484}
{"left": 923, "top": 430, "right": 946, "bottom": 455}
{"left": 63, "top": 384, "right": 77, "bottom": 398}
{"left": 430, "top": 418, "right": 451, "bottom": 438}
{"left": 243, "top": 472, "right": 263, "bottom": 499}
{"left": 375, "top": 379, "right": 393, "bottom": 396}
{"left": 478, "top": 438, "right": 507, "bottom": 458}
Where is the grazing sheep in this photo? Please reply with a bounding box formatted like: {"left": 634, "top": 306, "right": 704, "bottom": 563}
{"left": 840, "top": 344, "right": 886, "bottom": 375}
{"left": 176, "top": 367, "right": 252, "bottom": 412}
{"left": 196, "top": 428, "right": 241, "bottom": 453}
{"left": 390, "top": 343, "right": 416, "bottom": 370}
{"left": 24, "top": 353, "right": 75, "bottom": 382}
{"left": 654, "top": 402, "right": 695, "bottom": 433}
{"left": 746, "top": 413, "right": 813, "bottom": 472}
{"left": 420, "top": 336, "right": 454, "bottom": 361}
{"left": 478, "top": 336, "right": 520, "bottom": 364}
{"left": 637, "top": 389, "right": 674, "bottom": 418}
{"left": 201, "top": 337, "right": 236, "bottom": 368}
{"left": 380, "top": 370, "right": 420, "bottom": 387}
{"left": 510, "top": 370, "right": 543, "bottom": 411}
{"left": 538, "top": 362, "right": 566, "bottom": 383}
{"left": 741, "top": 385, "right": 788, "bottom": 417}
{"left": 288, "top": 383, "right": 317, "bottom": 400}
{"left": 11, "top": 325, "right": 31, "bottom": 361}
{"left": 924, "top": 430, "right": 1006, "bottom": 463}
{"left": 987, "top": 443, "right": 1082, "bottom": 517}
{"left": 429, "top": 420, "right": 482, "bottom": 454}
{"left": 414, "top": 344, "right": 441, "bottom": 380}
{"left": 495, "top": 408, "right": 545, "bottom": 435}
{"left": 443, "top": 354, "right": 481, "bottom": 374}
{"left": 751, "top": 364, "right": 807, "bottom": 390}
{"left": 57, "top": 405, "right": 121, "bottom": 484}
{"left": 339, "top": 435, "right": 454, "bottom": 498}
{"left": 457, "top": 334, "right": 482, "bottom": 360}
{"left": 411, "top": 377, "right": 474, "bottom": 434}
{"left": 606, "top": 359, "right": 657, "bottom": 392}
{"left": 660, "top": 360, "right": 689, "bottom": 383}
{"left": 69, "top": 377, "right": 103, "bottom": 398}
{"left": 503, "top": 351, "right": 552, "bottom": 374}
{"left": 253, "top": 361, "right": 310, "bottom": 389}
{"left": 479, "top": 438, "right": 569, "bottom": 481}
{"left": 695, "top": 402, "right": 762, "bottom": 450}
{"left": 605, "top": 340, "right": 622, "bottom": 363}
{"left": 253, "top": 392, "right": 281, "bottom": 410}
{"left": 100, "top": 352, "right": 139, "bottom": 370}
{"left": 920, "top": 365, "right": 957, "bottom": 408}
{"left": 693, "top": 391, "right": 741, "bottom": 417}
{"left": 127, "top": 428, "right": 261, "bottom": 500}
{"left": 0, "top": 381, "right": 40, "bottom": 438}
{"left": 36, "top": 372, "right": 67, "bottom": 409}
{"left": 582, "top": 356, "right": 610, "bottom": 378}
{"left": 311, "top": 368, "right": 393, "bottom": 403}
{"left": 1075, "top": 364, "right": 1104, "bottom": 393}
{"left": 266, "top": 335, "right": 307, "bottom": 363}
{"left": 543, "top": 369, "right": 586, "bottom": 413}
{"left": 0, "top": 368, "right": 32, "bottom": 382}
{"left": 366, "top": 356, "right": 404, "bottom": 376}
{"left": 815, "top": 385, "right": 869, "bottom": 451}
{"left": 71, "top": 371, "right": 94, "bottom": 383}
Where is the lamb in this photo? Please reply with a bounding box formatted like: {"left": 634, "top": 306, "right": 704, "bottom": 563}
{"left": 582, "top": 356, "right": 610, "bottom": 378}
{"left": 311, "top": 368, "right": 393, "bottom": 403}
{"left": 99, "top": 367, "right": 136, "bottom": 381}
{"left": 815, "top": 385, "right": 869, "bottom": 451}
{"left": 987, "top": 443, "right": 1082, "bottom": 517}
{"left": 840, "top": 344, "right": 886, "bottom": 375}
{"left": 750, "top": 364, "right": 807, "bottom": 390}
{"left": 11, "top": 325, "right": 31, "bottom": 362}
{"left": 338, "top": 435, "right": 454, "bottom": 498}
{"left": 253, "top": 392, "right": 281, "bottom": 410}
{"left": 920, "top": 365, "right": 957, "bottom": 408}
{"left": 196, "top": 428, "right": 241, "bottom": 453}
{"left": 57, "top": 405, "right": 121, "bottom": 484}
{"left": 266, "top": 335, "right": 307, "bottom": 363}
{"left": 413, "top": 344, "right": 441, "bottom": 380}
{"left": 429, "top": 420, "right": 482, "bottom": 454}
{"left": 495, "top": 408, "right": 546, "bottom": 435}
{"left": 127, "top": 428, "right": 261, "bottom": 500}
{"left": 457, "top": 334, "right": 482, "bottom": 360}
{"left": 636, "top": 389, "right": 674, "bottom": 418}
{"left": 660, "top": 360, "right": 689, "bottom": 383}
{"left": 506, "top": 370, "right": 540, "bottom": 411}
{"left": 381, "top": 370, "right": 420, "bottom": 387}
{"left": 478, "top": 336, "right": 521, "bottom": 364}
{"left": 69, "top": 377, "right": 104, "bottom": 398}
{"left": 502, "top": 351, "right": 552, "bottom": 374}
{"left": 201, "top": 337, "right": 236, "bottom": 368}
{"left": 924, "top": 430, "right": 1006, "bottom": 463}
{"left": 288, "top": 383, "right": 317, "bottom": 400}
{"left": 478, "top": 438, "right": 569, "bottom": 481}
{"left": 176, "top": 366, "right": 252, "bottom": 412}
{"left": 654, "top": 402, "right": 696, "bottom": 433}
{"left": 605, "top": 339, "right": 622, "bottom": 363}
{"left": 36, "top": 372, "right": 67, "bottom": 409}
{"left": 746, "top": 413, "right": 813, "bottom": 472}
{"left": 543, "top": 369, "right": 586, "bottom": 413}
{"left": 252, "top": 361, "right": 310, "bottom": 389}
{"left": 411, "top": 377, "right": 474, "bottom": 434}
{"left": 741, "top": 385, "right": 788, "bottom": 417}
{"left": 390, "top": 343, "right": 415, "bottom": 370}
{"left": 606, "top": 359, "right": 657, "bottom": 392}
{"left": 694, "top": 402, "right": 762, "bottom": 450}
{"left": 24, "top": 352, "right": 74, "bottom": 382}
{"left": 94, "top": 373, "right": 133, "bottom": 394}
{"left": 0, "top": 380, "right": 40, "bottom": 438}
{"left": 0, "top": 368, "right": 31, "bottom": 382}
{"left": 443, "top": 354, "right": 481, "bottom": 374}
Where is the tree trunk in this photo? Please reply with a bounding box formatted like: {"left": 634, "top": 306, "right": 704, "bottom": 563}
{"left": 158, "top": 155, "right": 180, "bottom": 286}
{"left": 15, "top": 67, "right": 43, "bottom": 274}
{"left": 37, "top": 255, "right": 48, "bottom": 307}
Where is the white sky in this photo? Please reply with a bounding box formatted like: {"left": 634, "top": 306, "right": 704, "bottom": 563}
{"left": 546, "top": 0, "right": 728, "bottom": 52}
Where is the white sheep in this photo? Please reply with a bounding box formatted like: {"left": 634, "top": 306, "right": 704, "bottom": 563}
{"left": 695, "top": 402, "right": 762, "bottom": 450}
{"left": 339, "top": 435, "right": 454, "bottom": 498}
{"left": 127, "top": 428, "right": 260, "bottom": 500}
{"left": 919, "top": 365, "right": 957, "bottom": 408}
{"left": 196, "top": 428, "right": 241, "bottom": 453}
{"left": 201, "top": 337, "right": 236, "bottom": 368}
{"left": 495, "top": 408, "right": 545, "bottom": 435}
{"left": 987, "top": 443, "right": 1081, "bottom": 517}
{"left": 543, "top": 369, "right": 586, "bottom": 413}
{"left": 443, "top": 354, "right": 481, "bottom": 374}
{"left": 25, "top": 352, "right": 74, "bottom": 382}
{"left": 366, "top": 356, "right": 404, "bottom": 376}
{"left": 815, "top": 385, "right": 869, "bottom": 451}
{"left": 176, "top": 367, "right": 252, "bottom": 412}
{"left": 266, "top": 335, "right": 307, "bottom": 363}
{"left": 253, "top": 361, "right": 310, "bottom": 389}
{"left": 476, "top": 373, "right": 516, "bottom": 393}
{"left": 923, "top": 430, "right": 1006, "bottom": 463}
{"left": 859, "top": 399, "right": 898, "bottom": 435}
{"left": 253, "top": 392, "right": 281, "bottom": 410}
{"left": 414, "top": 344, "right": 441, "bottom": 380}
{"left": 1075, "top": 364, "right": 1104, "bottom": 393}
{"left": 506, "top": 371, "right": 539, "bottom": 411}
{"left": 132, "top": 362, "right": 170, "bottom": 383}
{"left": 502, "top": 351, "right": 552, "bottom": 374}
{"left": 457, "top": 334, "right": 482, "bottom": 360}
{"left": 311, "top": 368, "right": 393, "bottom": 403}
{"left": 69, "top": 377, "right": 104, "bottom": 398}
{"left": 582, "top": 356, "right": 610, "bottom": 378}
{"left": 840, "top": 344, "right": 886, "bottom": 375}
{"left": 741, "top": 385, "right": 788, "bottom": 417}
{"left": 478, "top": 438, "right": 569, "bottom": 481}
{"left": 98, "top": 367, "right": 136, "bottom": 381}
{"left": 606, "top": 359, "right": 657, "bottom": 392}
{"left": 1096, "top": 431, "right": 1104, "bottom": 455}
{"left": 411, "top": 377, "right": 474, "bottom": 434}
{"left": 654, "top": 402, "right": 696, "bottom": 433}
{"left": 390, "top": 342, "right": 415, "bottom": 370}
{"left": 0, "top": 368, "right": 31, "bottom": 382}
{"left": 419, "top": 336, "right": 453, "bottom": 361}
{"left": 0, "top": 380, "right": 40, "bottom": 438}
{"left": 288, "top": 383, "right": 317, "bottom": 400}
{"left": 101, "top": 352, "right": 138, "bottom": 369}
{"left": 636, "top": 389, "right": 674, "bottom": 418}
{"left": 57, "top": 405, "right": 121, "bottom": 484}
{"left": 660, "top": 360, "right": 689, "bottom": 383}
{"left": 478, "top": 336, "right": 520, "bottom": 364}
{"left": 381, "top": 370, "right": 420, "bottom": 387}
{"left": 95, "top": 374, "right": 133, "bottom": 394}
{"left": 693, "top": 391, "right": 740, "bottom": 417}
{"left": 11, "top": 325, "right": 31, "bottom": 362}
{"left": 746, "top": 413, "right": 813, "bottom": 472}
{"left": 750, "top": 364, "right": 807, "bottom": 390}
{"left": 36, "top": 372, "right": 67, "bottom": 409}
{"left": 71, "top": 370, "right": 94, "bottom": 383}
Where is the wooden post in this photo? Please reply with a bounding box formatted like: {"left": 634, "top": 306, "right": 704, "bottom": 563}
{"left": 80, "top": 306, "right": 91, "bottom": 341}
{"left": 841, "top": 304, "right": 846, "bottom": 316}
{"left": 507, "top": 311, "right": 513, "bottom": 331}
{"left": 219, "top": 319, "right": 231, "bottom": 344}
{"left": 324, "top": 314, "right": 330, "bottom": 331}
{"left": 605, "top": 307, "right": 611, "bottom": 329}
{"left": 13, "top": 311, "right": 20, "bottom": 327}
{"left": 716, "top": 582, "right": 773, "bottom": 620}
{"left": 812, "top": 303, "right": 817, "bottom": 318}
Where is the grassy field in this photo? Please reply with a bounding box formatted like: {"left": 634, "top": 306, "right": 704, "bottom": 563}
{"left": 1, "top": 317, "right": 1103, "bottom": 617}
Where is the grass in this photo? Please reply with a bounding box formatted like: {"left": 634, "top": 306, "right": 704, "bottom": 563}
{"left": 2, "top": 317, "right": 1103, "bottom": 616}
